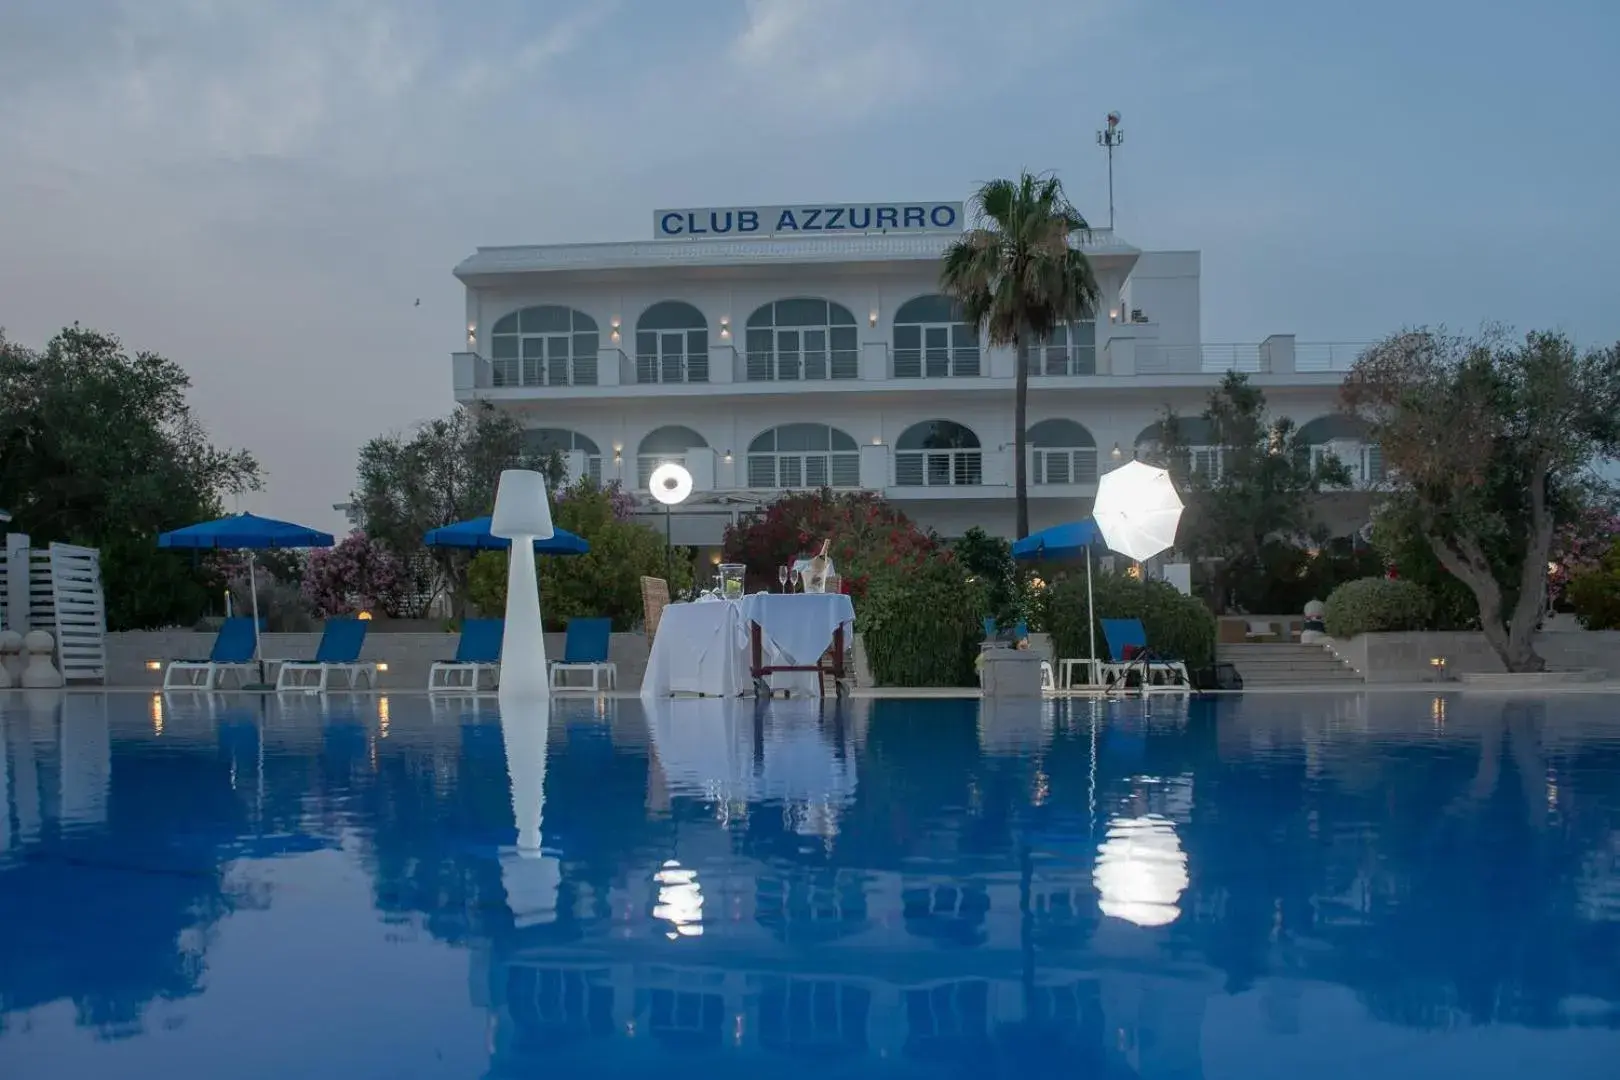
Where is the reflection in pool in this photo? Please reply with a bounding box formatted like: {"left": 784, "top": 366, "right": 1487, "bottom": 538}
{"left": 2, "top": 690, "right": 1620, "bottom": 1078}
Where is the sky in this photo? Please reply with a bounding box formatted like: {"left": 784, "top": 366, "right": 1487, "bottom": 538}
{"left": 2, "top": 0, "right": 1617, "bottom": 531}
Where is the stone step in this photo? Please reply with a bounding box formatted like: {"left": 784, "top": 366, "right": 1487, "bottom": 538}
{"left": 1217, "top": 643, "right": 1363, "bottom": 684}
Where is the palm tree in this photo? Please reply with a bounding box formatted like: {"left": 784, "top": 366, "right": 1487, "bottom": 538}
{"left": 941, "top": 174, "right": 1101, "bottom": 539}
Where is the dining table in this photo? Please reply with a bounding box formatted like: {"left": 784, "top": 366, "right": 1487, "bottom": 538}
{"left": 640, "top": 591, "right": 856, "bottom": 698}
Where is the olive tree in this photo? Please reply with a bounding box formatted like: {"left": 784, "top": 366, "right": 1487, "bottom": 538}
{"left": 1342, "top": 327, "right": 1620, "bottom": 671}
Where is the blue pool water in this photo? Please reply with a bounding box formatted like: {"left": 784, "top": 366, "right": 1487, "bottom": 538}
{"left": 2, "top": 690, "right": 1619, "bottom": 1079}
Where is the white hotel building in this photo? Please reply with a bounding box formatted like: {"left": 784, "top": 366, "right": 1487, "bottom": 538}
{"left": 450, "top": 201, "right": 1377, "bottom": 548}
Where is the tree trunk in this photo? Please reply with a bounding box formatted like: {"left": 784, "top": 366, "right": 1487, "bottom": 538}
{"left": 1013, "top": 332, "right": 1030, "bottom": 539}
{"left": 1504, "top": 462, "right": 1556, "bottom": 673}
{"left": 1427, "top": 529, "right": 1547, "bottom": 674}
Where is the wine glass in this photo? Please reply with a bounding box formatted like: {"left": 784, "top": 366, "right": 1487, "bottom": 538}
{"left": 789, "top": 567, "right": 801, "bottom": 593}
{"left": 777, "top": 565, "right": 789, "bottom": 593}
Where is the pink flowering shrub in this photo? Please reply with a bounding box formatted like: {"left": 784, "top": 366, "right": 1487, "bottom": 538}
{"left": 302, "top": 531, "right": 411, "bottom": 617}
{"left": 1549, "top": 507, "right": 1620, "bottom": 609}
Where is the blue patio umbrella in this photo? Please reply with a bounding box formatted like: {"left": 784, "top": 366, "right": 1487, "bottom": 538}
{"left": 1011, "top": 519, "right": 1103, "bottom": 561}
{"left": 158, "top": 513, "right": 336, "bottom": 682}
{"left": 422, "top": 516, "right": 589, "bottom": 555}
{"left": 1013, "top": 519, "right": 1104, "bottom": 667}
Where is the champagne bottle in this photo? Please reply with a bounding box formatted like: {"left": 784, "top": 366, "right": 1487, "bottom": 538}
{"left": 807, "top": 538, "right": 832, "bottom": 593}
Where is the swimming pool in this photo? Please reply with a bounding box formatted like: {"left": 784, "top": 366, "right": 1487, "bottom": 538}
{"left": 2, "top": 690, "right": 1618, "bottom": 1078}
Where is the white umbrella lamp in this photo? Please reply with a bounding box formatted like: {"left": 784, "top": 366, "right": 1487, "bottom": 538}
{"left": 1092, "top": 460, "right": 1184, "bottom": 564}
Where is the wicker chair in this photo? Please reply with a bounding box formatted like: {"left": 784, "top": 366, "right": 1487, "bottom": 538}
{"left": 817, "top": 574, "right": 846, "bottom": 691}
{"left": 640, "top": 576, "right": 670, "bottom": 637}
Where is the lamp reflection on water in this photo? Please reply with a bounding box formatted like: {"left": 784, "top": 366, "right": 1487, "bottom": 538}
{"left": 653, "top": 859, "right": 704, "bottom": 939}
{"left": 1093, "top": 814, "right": 1189, "bottom": 927}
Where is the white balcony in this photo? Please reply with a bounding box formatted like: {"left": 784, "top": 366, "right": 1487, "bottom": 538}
{"left": 453, "top": 338, "right": 1373, "bottom": 399}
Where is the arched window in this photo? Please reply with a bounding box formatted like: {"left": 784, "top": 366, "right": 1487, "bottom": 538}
{"left": 892, "top": 294, "right": 980, "bottom": 378}
{"left": 635, "top": 302, "right": 709, "bottom": 384}
{"left": 1298, "top": 414, "right": 1384, "bottom": 486}
{"left": 744, "top": 299, "right": 859, "bottom": 381}
{"left": 746, "top": 424, "right": 860, "bottom": 490}
{"left": 636, "top": 425, "right": 709, "bottom": 489}
{"left": 1027, "top": 419, "right": 1098, "bottom": 485}
{"left": 895, "top": 421, "right": 982, "bottom": 487}
{"left": 490, "top": 306, "right": 599, "bottom": 387}
{"left": 1136, "top": 418, "right": 1221, "bottom": 477}
{"left": 1022, "top": 319, "right": 1097, "bottom": 376}
{"left": 524, "top": 428, "right": 602, "bottom": 484}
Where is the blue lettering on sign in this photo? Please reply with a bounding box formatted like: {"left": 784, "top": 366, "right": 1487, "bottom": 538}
{"left": 657, "top": 203, "right": 962, "bottom": 238}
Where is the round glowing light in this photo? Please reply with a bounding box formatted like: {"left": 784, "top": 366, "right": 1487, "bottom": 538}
{"left": 1093, "top": 814, "right": 1189, "bottom": 928}
{"left": 649, "top": 462, "right": 693, "bottom": 506}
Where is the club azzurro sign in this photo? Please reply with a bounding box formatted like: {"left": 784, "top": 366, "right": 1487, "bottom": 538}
{"left": 654, "top": 202, "right": 963, "bottom": 240}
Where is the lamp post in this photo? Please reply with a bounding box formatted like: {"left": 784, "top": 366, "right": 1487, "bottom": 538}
{"left": 649, "top": 462, "right": 693, "bottom": 589}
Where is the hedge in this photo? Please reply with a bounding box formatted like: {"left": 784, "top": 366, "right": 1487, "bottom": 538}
{"left": 858, "top": 558, "right": 986, "bottom": 687}
{"left": 1322, "top": 576, "right": 1431, "bottom": 637}
{"left": 1041, "top": 572, "right": 1217, "bottom": 669}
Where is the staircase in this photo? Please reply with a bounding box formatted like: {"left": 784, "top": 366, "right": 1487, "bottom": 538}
{"left": 1217, "top": 642, "right": 1363, "bottom": 687}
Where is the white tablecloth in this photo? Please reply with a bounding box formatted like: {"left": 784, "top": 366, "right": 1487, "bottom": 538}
{"left": 739, "top": 593, "right": 855, "bottom": 661}
{"left": 640, "top": 593, "right": 856, "bottom": 698}
{"left": 640, "top": 600, "right": 752, "bottom": 697}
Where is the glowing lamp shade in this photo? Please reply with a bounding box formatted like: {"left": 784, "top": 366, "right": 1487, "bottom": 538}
{"left": 1093, "top": 814, "right": 1189, "bottom": 928}
{"left": 1093, "top": 459, "right": 1183, "bottom": 563}
{"left": 649, "top": 462, "right": 694, "bottom": 506}
{"left": 490, "top": 469, "right": 554, "bottom": 540}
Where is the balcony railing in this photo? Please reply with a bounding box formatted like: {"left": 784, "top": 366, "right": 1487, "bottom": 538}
{"left": 894, "top": 449, "right": 983, "bottom": 487}
{"left": 491, "top": 354, "right": 598, "bottom": 387}
{"left": 1031, "top": 448, "right": 1099, "bottom": 485}
{"left": 1023, "top": 344, "right": 1098, "bottom": 377}
{"left": 1311, "top": 443, "right": 1386, "bottom": 486}
{"left": 633, "top": 353, "right": 709, "bottom": 384}
{"left": 1294, "top": 342, "right": 1371, "bottom": 373}
{"left": 456, "top": 338, "right": 1377, "bottom": 392}
{"left": 746, "top": 452, "right": 861, "bottom": 489}
{"left": 744, "top": 350, "right": 860, "bottom": 382}
{"left": 893, "top": 346, "right": 982, "bottom": 379}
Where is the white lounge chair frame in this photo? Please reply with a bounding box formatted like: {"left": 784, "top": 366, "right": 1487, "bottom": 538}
{"left": 429, "top": 661, "right": 501, "bottom": 692}
{"left": 162, "top": 660, "right": 257, "bottom": 690}
{"left": 274, "top": 660, "right": 378, "bottom": 693}
{"left": 548, "top": 660, "right": 618, "bottom": 692}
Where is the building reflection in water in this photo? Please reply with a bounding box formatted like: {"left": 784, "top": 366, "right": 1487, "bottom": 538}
{"left": 6, "top": 691, "right": 1620, "bottom": 1076}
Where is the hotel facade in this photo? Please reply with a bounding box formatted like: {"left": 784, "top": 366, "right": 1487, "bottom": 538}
{"left": 450, "top": 201, "right": 1377, "bottom": 547}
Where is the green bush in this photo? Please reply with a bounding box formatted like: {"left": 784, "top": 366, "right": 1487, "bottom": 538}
{"left": 1322, "top": 576, "right": 1432, "bottom": 637}
{"left": 466, "top": 483, "right": 693, "bottom": 631}
{"left": 859, "top": 558, "right": 985, "bottom": 687}
{"left": 1567, "top": 541, "right": 1620, "bottom": 630}
{"left": 1041, "top": 571, "right": 1217, "bottom": 668}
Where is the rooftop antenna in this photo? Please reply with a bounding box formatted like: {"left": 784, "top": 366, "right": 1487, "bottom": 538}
{"left": 1096, "top": 111, "right": 1124, "bottom": 230}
